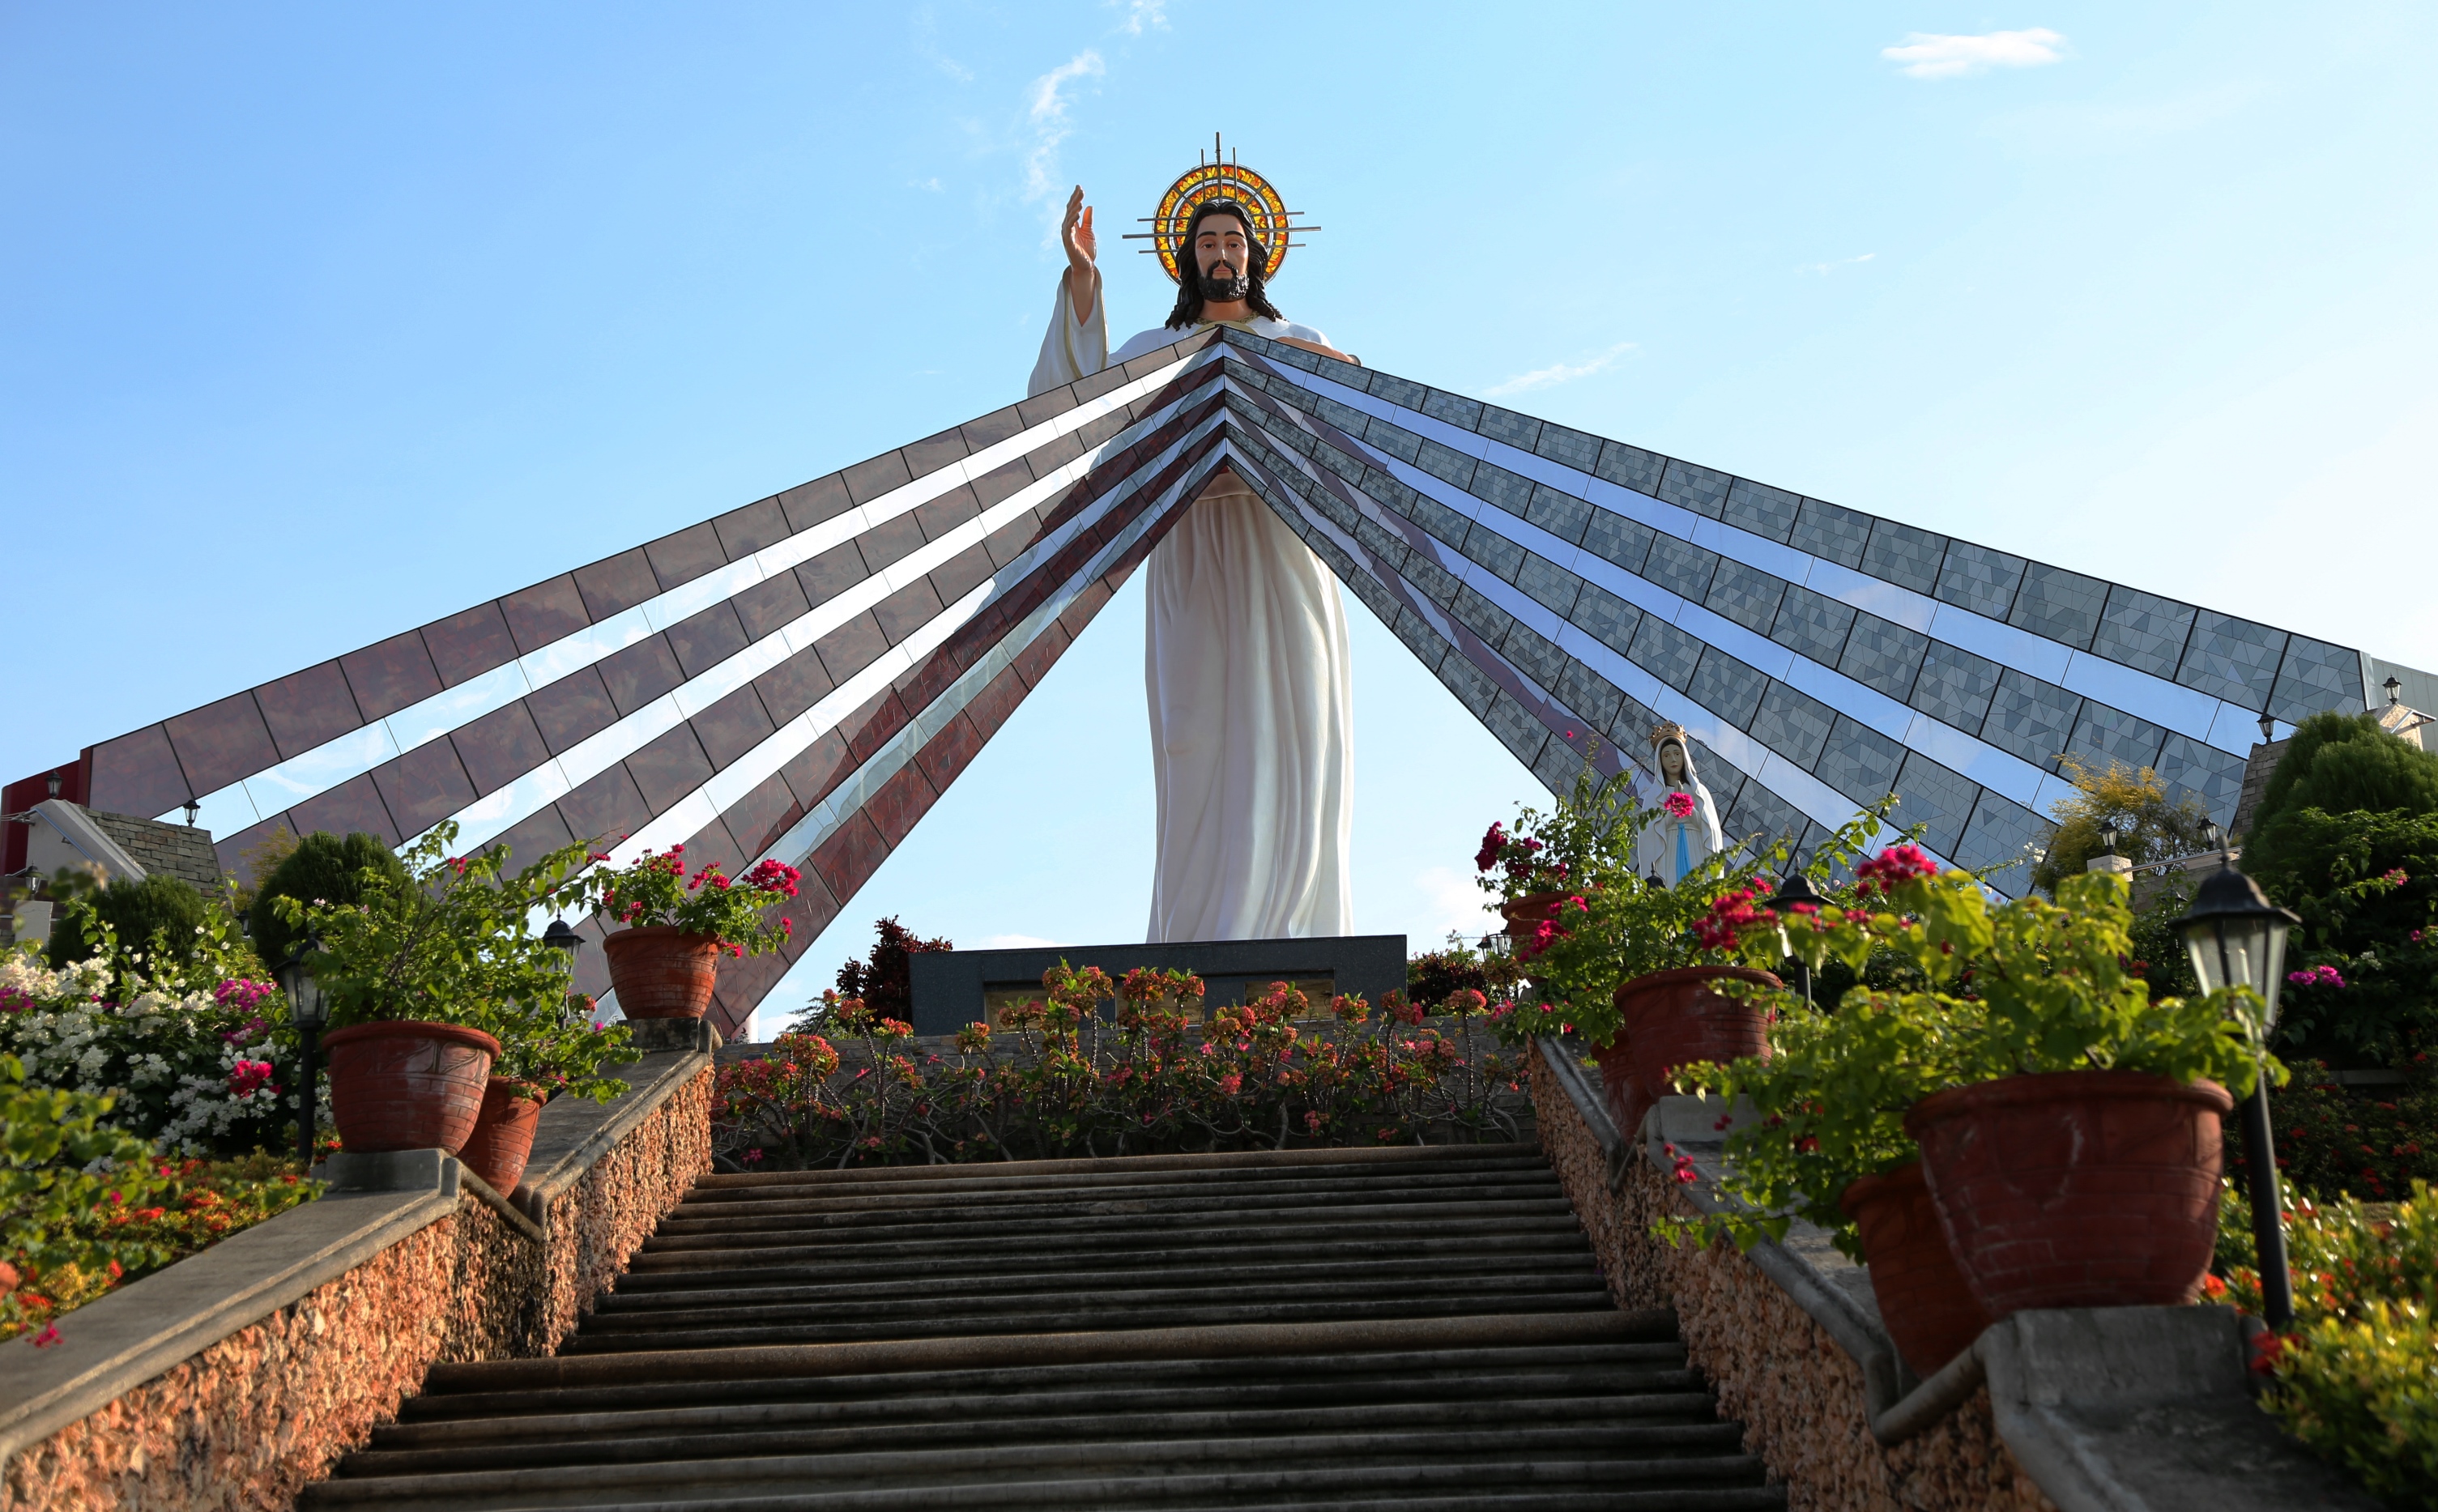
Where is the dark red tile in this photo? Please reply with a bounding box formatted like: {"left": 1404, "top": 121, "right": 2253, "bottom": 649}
{"left": 574, "top": 549, "right": 659, "bottom": 621}
{"left": 915, "top": 710, "right": 987, "bottom": 794}
{"left": 645, "top": 522, "right": 726, "bottom": 590}
{"left": 371, "top": 739, "right": 477, "bottom": 837}
{"left": 843, "top": 690, "right": 908, "bottom": 765}
{"left": 961, "top": 404, "right": 1027, "bottom": 452}
{"left": 780, "top": 729, "right": 853, "bottom": 810}
{"left": 968, "top": 458, "right": 1033, "bottom": 510}
{"left": 795, "top": 541, "right": 868, "bottom": 606}
{"left": 893, "top": 650, "right": 960, "bottom": 718}
{"left": 982, "top": 511, "right": 1044, "bottom": 569}
{"left": 912, "top": 483, "right": 981, "bottom": 543}
{"left": 733, "top": 572, "right": 810, "bottom": 641}
{"left": 450, "top": 701, "right": 552, "bottom": 797}
{"left": 1012, "top": 623, "right": 1073, "bottom": 688}
{"left": 558, "top": 764, "right": 651, "bottom": 850}
{"left": 779, "top": 473, "right": 854, "bottom": 534}
{"left": 693, "top": 685, "right": 777, "bottom": 770}
{"left": 963, "top": 664, "right": 1032, "bottom": 743}
{"left": 755, "top": 645, "right": 835, "bottom": 725}
{"left": 342, "top": 631, "right": 444, "bottom": 722}
{"left": 492, "top": 804, "right": 578, "bottom": 878}
{"left": 285, "top": 770, "right": 401, "bottom": 846}
{"left": 420, "top": 602, "right": 519, "bottom": 688}
{"left": 1017, "top": 385, "right": 1077, "bottom": 428}
{"left": 929, "top": 541, "right": 995, "bottom": 607}
{"left": 667, "top": 602, "right": 749, "bottom": 679}
{"left": 626, "top": 725, "right": 714, "bottom": 814}
{"left": 855, "top": 511, "right": 926, "bottom": 574}
{"left": 500, "top": 576, "right": 590, "bottom": 654}
{"left": 902, "top": 426, "right": 970, "bottom": 479}
{"left": 719, "top": 771, "right": 800, "bottom": 858}
{"left": 864, "top": 763, "right": 937, "bottom": 849}
{"left": 1058, "top": 580, "right": 1115, "bottom": 640}
{"left": 529, "top": 667, "right": 620, "bottom": 754}
{"left": 255, "top": 660, "right": 364, "bottom": 760}
{"left": 1028, "top": 429, "right": 1086, "bottom": 475}
{"left": 842, "top": 450, "right": 911, "bottom": 505}
{"left": 809, "top": 809, "right": 888, "bottom": 902}
{"left": 714, "top": 496, "right": 789, "bottom": 560}
{"left": 777, "top": 876, "right": 839, "bottom": 947}
{"left": 814, "top": 613, "right": 890, "bottom": 685}
{"left": 85, "top": 725, "right": 190, "bottom": 819}
{"left": 598, "top": 635, "right": 684, "bottom": 715}
{"left": 676, "top": 815, "right": 744, "bottom": 886}
{"left": 211, "top": 816, "right": 284, "bottom": 884}
{"left": 164, "top": 692, "right": 279, "bottom": 798}
{"left": 872, "top": 579, "right": 945, "bottom": 645}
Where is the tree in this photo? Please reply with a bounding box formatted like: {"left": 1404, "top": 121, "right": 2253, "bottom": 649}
{"left": 2240, "top": 805, "right": 2438, "bottom": 1063}
{"left": 828, "top": 918, "right": 954, "bottom": 1026}
{"left": 46, "top": 873, "right": 211, "bottom": 970}
{"left": 2246, "top": 710, "right": 2438, "bottom": 855}
{"left": 2030, "top": 756, "right": 2217, "bottom": 897}
{"left": 247, "top": 832, "right": 408, "bottom": 970}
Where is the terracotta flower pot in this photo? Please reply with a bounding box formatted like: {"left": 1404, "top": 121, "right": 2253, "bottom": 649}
{"left": 603, "top": 925, "right": 722, "bottom": 1020}
{"left": 1608, "top": 966, "right": 1779, "bottom": 1139}
{"left": 322, "top": 1020, "right": 500, "bottom": 1155}
{"left": 1905, "top": 1070, "right": 2233, "bottom": 1318}
{"left": 1501, "top": 890, "right": 1571, "bottom": 960}
{"left": 458, "top": 1078, "right": 547, "bottom": 1195}
{"left": 1841, "top": 1161, "right": 1994, "bottom": 1378}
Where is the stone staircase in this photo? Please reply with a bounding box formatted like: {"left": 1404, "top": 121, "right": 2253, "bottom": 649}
{"left": 301, "top": 1144, "right": 1781, "bottom": 1510}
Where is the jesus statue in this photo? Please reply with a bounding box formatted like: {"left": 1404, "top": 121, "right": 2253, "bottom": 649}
{"left": 1028, "top": 177, "right": 1359, "bottom": 944}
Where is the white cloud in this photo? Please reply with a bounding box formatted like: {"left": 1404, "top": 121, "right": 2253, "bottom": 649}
{"left": 978, "top": 932, "right": 1063, "bottom": 949}
{"left": 1023, "top": 50, "right": 1105, "bottom": 203}
{"left": 1414, "top": 866, "right": 1502, "bottom": 945}
{"left": 1799, "top": 252, "right": 1876, "bottom": 276}
{"left": 1882, "top": 28, "right": 2068, "bottom": 80}
{"left": 1482, "top": 342, "right": 1636, "bottom": 398}
{"left": 911, "top": 7, "right": 974, "bottom": 83}
{"left": 1112, "top": 0, "right": 1168, "bottom": 36}
{"left": 910, "top": 177, "right": 943, "bottom": 192}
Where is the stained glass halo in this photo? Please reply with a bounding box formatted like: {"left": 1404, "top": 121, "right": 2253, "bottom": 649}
{"left": 1123, "top": 133, "right": 1320, "bottom": 284}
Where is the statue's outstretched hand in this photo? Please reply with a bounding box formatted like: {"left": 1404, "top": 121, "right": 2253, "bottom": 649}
{"left": 1063, "top": 185, "right": 1100, "bottom": 324}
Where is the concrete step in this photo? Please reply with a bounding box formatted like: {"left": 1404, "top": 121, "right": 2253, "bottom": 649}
{"left": 686, "top": 1143, "right": 1546, "bottom": 1192}
{"left": 633, "top": 1206, "right": 1581, "bottom": 1258}
{"left": 590, "top": 1267, "right": 1601, "bottom": 1318}
{"left": 618, "top": 1229, "right": 1589, "bottom": 1280}
{"left": 603, "top": 1250, "right": 1594, "bottom": 1301}
{"left": 646, "top": 1191, "right": 1577, "bottom": 1240}
{"left": 676, "top": 1164, "right": 1561, "bottom": 1213}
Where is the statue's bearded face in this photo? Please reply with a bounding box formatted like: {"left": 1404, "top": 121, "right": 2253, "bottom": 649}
{"left": 1193, "top": 214, "right": 1253, "bottom": 303}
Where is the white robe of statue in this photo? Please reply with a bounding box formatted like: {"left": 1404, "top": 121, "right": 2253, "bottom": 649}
{"left": 1635, "top": 735, "right": 1724, "bottom": 888}
{"left": 1030, "top": 275, "right": 1354, "bottom": 942}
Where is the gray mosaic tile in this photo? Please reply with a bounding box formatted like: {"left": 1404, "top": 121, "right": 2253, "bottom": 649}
{"left": 1580, "top": 509, "right": 1657, "bottom": 575}
{"left": 1982, "top": 669, "right": 2082, "bottom": 770}
{"left": 1515, "top": 552, "right": 1583, "bottom": 620}
{"left": 1723, "top": 479, "right": 1800, "bottom": 543}
{"left": 1524, "top": 483, "right": 1594, "bottom": 547}
{"left": 1353, "top": 513, "right": 1410, "bottom": 573}
{"left": 1369, "top": 373, "right": 1428, "bottom": 411}
{"left": 1364, "top": 422, "right": 1424, "bottom": 466}
{"left": 1725, "top": 780, "right": 1806, "bottom": 850}
{"left": 1771, "top": 584, "right": 1857, "bottom": 667}
{"left": 1818, "top": 716, "right": 1907, "bottom": 807}
{"left": 1399, "top": 496, "right": 1466, "bottom": 555}
{"left": 1572, "top": 581, "right": 1643, "bottom": 657}
{"left": 1593, "top": 441, "right": 1666, "bottom": 497}
{"left": 1555, "top": 658, "right": 1625, "bottom": 735}
{"left": 1657, "top": 460, "right": 1730, "bottom": 520}
{"left": 1688, "top": 739, "right": 1748, "bottom": 816}
{"left": 2006, "top": 563, "right": 2108, "bottom": 651}
{"left": 1644, "top": 535, "right": 1720, "bottom": 603}
{"left": 1911, "top": 641, "right": 2001, "bottom": 733}
{"left": 1934, "top": 542, "right": 2025, "bottom": 620}
{"left": 1451, "top": 584, "right": 1518, "bottom": 650}
{"left": 1504, "top": 624, "right": 1570, "bottom": 693}
{"left": 1837, "top": 612, "right": 1930, "bottom": 701}
{"left": 1421, "top": 389, "right": 1485, "bottom": 432}
{"left": 1608, "top": 692, "right": 1663, "bottom": 764}
{"left": 2176, "top": 611, "right": 2285, "bottom": 708}
{"left": 1438, "top": 652, "right": 1499, "bottom": 719}
{"left": 2155, "top": 732, "right": 2247, "bottom": 827}
{"left": 1792, "top": 498, "right": 1871, "bottom": 570}
{"left": 1413, "top": 437, "right": 1478, "bottom": 491}
{"left": 1485, "top": 688, "right": 1549, "bottom": 769}
{"left": 1472, "top": 461, "right": 1535, "bottom": 519}
{"left": 1628, "top": 615, "right": 1703, "bottom": 691}
{"left": 1864, "top": 520, "right": 1949, "bottom": 594}
{"left": 1343, "top": 567, "right": 1399, "bottom": 626}
{"left": 1750, "top": 680, "right": 1835, "bottom": 770}
{"left": 1389, "top": 606, "right": 1450, "bottom": 673}
{"left": 2094, "top": 586, "right": 2197, "bottom": 679}
{"left": 1363, "top": 468, "right": 1421, "bottom": 517}
{"left": 1954, "top": 792, "right": 2048, "bottom": 898}
{"left": 1893, "top": 753, "right": 1978, "bottom": 857}
{"left": 1402, "top": 552, "right": 1461, "bottom": 609}
{"left": 2272, "top": 635, "right": 2366, "bottom": 722}
{"left": 1477, "top": 405, "right": 1541, "bottom": 449}
{"left": 1461, "top": 523, "right": 1526, "bottom": 584}
{"left": 1311, "top": 394, "right": 1370, "bottom": 438}
{"left": 1705, "top": 561, "right": 1788, "bottom": 636}
{"left": 1534, "top": 423, "right": 1602, "bottom": 475}
{"left": 1688, "top": 649, "right": 1767, "bottom": 730}
{"left": 2069, "top": 702, "right": 2167, "bottom": 776}
{"left": 1532, "top": 735, "right": 1593, "bottom": 799}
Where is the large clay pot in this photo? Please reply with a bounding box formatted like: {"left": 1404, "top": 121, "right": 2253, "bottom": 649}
{"left": 1609, "top": 966, "right": 1779, "bottom": 1139}
{"left": 1842, "top": 1161, "right": 1994, "bottom": 1378}
{"left": 1906, "top": 1070, "right": 2233, "bottom": 1318}
{"left": 322, "top": 1021, "right": 500, "bottom": 1155}
{"left": 1501, "top": 891, "right": 1571, "bottom": 960}
{"left": 603, "top": 925, "right": 722, "bottom": 1019}
{"left": 458, "top": 1078, "right": 546, "bottom": 1195}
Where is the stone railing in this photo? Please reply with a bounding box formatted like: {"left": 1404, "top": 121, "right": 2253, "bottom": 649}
{"left": 0, "top": 1019, "right": 718, "bottom": 1512}
{"left": 1528, "top": 1037, "right": 2376, "bottom": 1512}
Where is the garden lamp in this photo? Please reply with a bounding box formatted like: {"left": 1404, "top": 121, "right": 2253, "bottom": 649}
{"left": 1766, "top": 867, "right": 1826, "bottom": 1007}
{"left": 2097, "top": 822, "right": 2120, "bottom": 857}
{"left": 2258, "top": 711, "right": 2275, "bottom": 744}
{"left": 543, "top": 918, "right": 584, "bottom": 968}
{"left": 2385, "top": 676, "right": 2403, "bottom": 706}
{"left": 276, "top": 948, "right": 328, "bottom": 1169}
{"left": 45, "top": 772, "right": 61, "bottom": 799}
{"left": 2172, "top": 857, "right": 2302, "bottom": 1332}
{"left": 182, "top": 799, "right": 201, "bottom": 827}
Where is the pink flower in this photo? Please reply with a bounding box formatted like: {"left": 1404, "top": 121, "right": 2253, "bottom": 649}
{"left": 1218, "top": 1073, "right": 1242, "bottom": 1096}
{"left": 1663, "top": 791, "right": 1696, "bottom": 819}
{"left": 32, "top": 1322, "right": 61, "bottom": 1348}
{"left": 228, "top": 1060, "right": 279, "bottom": 1097}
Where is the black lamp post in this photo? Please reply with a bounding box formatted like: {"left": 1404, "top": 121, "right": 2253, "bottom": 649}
{"left": 2097, "top": 822, "right": 2120, "bottom": 857}
{"left": 543, "top": 919, "right": 585, "bottom": 1010}
{"left": 276, "top": 948, "right": 328, "bottom": 1168}
{"left": 2172, "top": 854, "right": 2302, "bottom": 1331}
{"left": 1767, "top": 866, "right": 1826, "bottom": 1007}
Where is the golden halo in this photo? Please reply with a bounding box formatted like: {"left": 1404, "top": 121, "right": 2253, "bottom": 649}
{"left": 1125, "top": 134, "right": 1318, "bottom": 283}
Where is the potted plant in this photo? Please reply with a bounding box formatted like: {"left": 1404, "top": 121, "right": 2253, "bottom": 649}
{"left": 1694, "top": 853, "right": 2278, "bottom": 1323}
{"left": 1475, "top": 759, "right": 1643, "bottom": 958}
{"left": 589, "top": 847, "right": 801, "bottom": 1020}
{"left": 456, "top": 992, "right": 637, "bottom": 1195}
{"left": 280, "top": 824, "right": 608, "bottom": 1156}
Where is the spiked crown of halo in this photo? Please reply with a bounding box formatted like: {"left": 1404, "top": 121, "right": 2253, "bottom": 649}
{"left": 1123, "top": 133, "right": 1321, "bottom": 283}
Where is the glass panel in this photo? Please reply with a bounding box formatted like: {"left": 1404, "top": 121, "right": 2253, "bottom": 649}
{"left": 2270, "top": 635, "right": 2366, "bottom": 722}
{"left": 1705, "top": 561, "right": 1788, "bottom": 635}
{"left": 1771, "top": 583, "right": 1856, "bottom": 667}
{"left": 1627, "top": 615, "right": 1703, "bottom": 692}
{"left": 1791, "top": 498, "right": 1870, "bottom": 569}
{"left": 1644, "top": 536, "right": 1720, "bottom": 603}
{"left": 1816, "top": 716, "right": 1907, "bottom": 807}
{"left": 1981, "top": 669, "right": 2083, "bottom": 770}
{"left": 2069, "top": 702, "right": 2168, "bottom": 775}
{"left": 2093, "top": 586, "right": 2197, "bottom": 679}
{"left": 2005, "top": 564, "right": 2108, "bottom": 651}
{"left": 1933, "top": 542, "right": 2025, "bottom": 620}
{"left": 1892, "top": 752, "right": 1978, "bottom": 856}
{"left": 1836, "top": 612, "right": 1929, "bottom": 701}
{"left": 1750, "top": 681, "right": 1835, "bottom": 770}
{"left": 1863, "top": 520, "right": 1947, "bottom": 594}
{"left": 1911, "top": 641, "right": 2001, "bottom": 733}
{"left": 1723, "top": 479, "right": 1799, "bottom": 543}
{"left": 1688, "top": 650, "right": 1767, "bottom": 729}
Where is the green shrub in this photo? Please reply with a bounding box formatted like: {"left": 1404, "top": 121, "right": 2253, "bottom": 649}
{"left": 2229, "top": 1057, "right": 2438, "bottom": 1204}
{"left": 46, "top": 873, "right": 210, "bottom": 969}
{"left": 2235, "top": 807, "right": 2438, "bottom": 1063}
{"left": 247, "top": 832, "right": 407, "bottom": 969}
{"left": 2248, "top": 712, "right": 2438, "bottom": 850}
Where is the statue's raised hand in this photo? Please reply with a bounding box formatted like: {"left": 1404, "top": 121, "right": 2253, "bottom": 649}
{"left": 1063, "top": 185, "right": 1099, "bottom": 323}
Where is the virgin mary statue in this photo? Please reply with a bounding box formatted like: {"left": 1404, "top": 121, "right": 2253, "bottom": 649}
{"left": 1636, "top": 725, "right": 1724, "bottom": 888}
{"left": 1026, "top": 159, "right": 1354, "bottom": 943}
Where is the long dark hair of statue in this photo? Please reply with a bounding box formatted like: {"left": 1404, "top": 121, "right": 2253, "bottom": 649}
{"left": 1163, "top": 198, "right": 1285, "bottom": 330}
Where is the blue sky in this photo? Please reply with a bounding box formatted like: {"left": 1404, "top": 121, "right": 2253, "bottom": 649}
{"left": 6, "top": 3, "right": 2433, "bottom": 1033}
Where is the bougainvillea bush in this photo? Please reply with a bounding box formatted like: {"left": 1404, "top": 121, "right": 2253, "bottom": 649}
{"left": 716, "top": 962, "right": 1531, "bottom": 1168}
{"left": 2215, "top": 1179, "right": 2438, "bottom": 1507}
{"left": 590, "top": 845, "right": 802, "bottom": 958}
{"left": 2227, "top": 1054, "right": 2438, "bottom": 1203}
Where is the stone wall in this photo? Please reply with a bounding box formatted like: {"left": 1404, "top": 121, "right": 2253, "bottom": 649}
{"left": 535, "top": 1062, "right": 714, "bottom": 1348}
{"left": 1528, "top": 1049, "right": 2056, "bottom": 1512}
